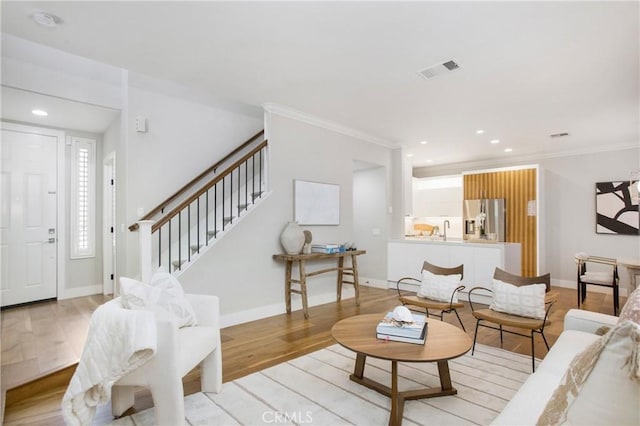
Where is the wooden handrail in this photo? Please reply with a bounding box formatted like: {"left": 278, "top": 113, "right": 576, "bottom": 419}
{"left": 129, "top": 130, "right": 264, "bottom": 231}
{"left": 151, "top": 140, "right": 268, "bottom": 233}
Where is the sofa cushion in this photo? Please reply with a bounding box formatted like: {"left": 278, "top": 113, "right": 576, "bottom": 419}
{"left": 535, "top": 330, "right": 599, "bottom": 377}
{"left": 417, "top": 270, "right": 462, "bottom": 303}
{"left": 619, "top": 286, "right": 640, "bottom": 325}
{"left": 489, "top": 279, "right": 546, "bottom": 319}
{"left": 491, "top": 370, "right": 562, "bottom": 425}
{"left": 536, "top": 320, "right": 640, "bottom": 426}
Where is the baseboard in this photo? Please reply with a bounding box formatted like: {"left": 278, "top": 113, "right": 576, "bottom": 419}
{"left": 59, "top": 284, "right": 102, "bottom": 300}
{"left": 552, "top": 278, "right": 628, "bottom": 297}
{"left": 359, "top": 277, "right": 388, "bottom": 289}
{"left": 220, "top": 289, "right": 356, "bottom": 328}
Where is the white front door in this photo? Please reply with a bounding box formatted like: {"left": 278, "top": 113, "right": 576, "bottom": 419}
{"left": 1, "top": 127, "right": 59, "bottom": 306}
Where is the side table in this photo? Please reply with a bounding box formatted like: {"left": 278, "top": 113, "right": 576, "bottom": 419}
{"left": 273, "top": 250, "right": 366, "bottom": 319}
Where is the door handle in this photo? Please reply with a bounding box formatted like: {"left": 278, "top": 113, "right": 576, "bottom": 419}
{"left": 44, "top": 238, "right": 56, "bottom": 244}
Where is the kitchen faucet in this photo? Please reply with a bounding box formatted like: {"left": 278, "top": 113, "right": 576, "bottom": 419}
{"left": 443, "top": 220, "right": 450, "bottom": 241}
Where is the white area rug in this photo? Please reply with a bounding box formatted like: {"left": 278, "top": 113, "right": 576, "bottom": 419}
{"left": 107, "top": 343, "right": 533, "bottom": 426}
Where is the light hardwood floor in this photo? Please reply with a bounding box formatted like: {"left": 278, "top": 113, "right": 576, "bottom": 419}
{"left": 1, "top": 285, "right": 623, "bottom": 425}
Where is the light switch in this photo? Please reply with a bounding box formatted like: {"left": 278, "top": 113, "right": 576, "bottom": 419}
{"left": 135, "top": 116, "right": 148, "bottom": 133}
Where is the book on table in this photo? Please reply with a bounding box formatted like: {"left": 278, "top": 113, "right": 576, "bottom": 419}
{"left": 376, "top": 312, "right": 428, "bottom": 344}
{"left": 311, "top": 244, "right": 342, "bottom": 254}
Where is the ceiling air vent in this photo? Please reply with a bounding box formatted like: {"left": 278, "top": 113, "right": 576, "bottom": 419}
{"left": 418, "top": 59, "right": 462, "bottom": 80}
{"left": 550, "top": 132, "right": 570, "bottom": 138}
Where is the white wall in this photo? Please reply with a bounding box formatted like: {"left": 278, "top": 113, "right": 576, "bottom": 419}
{"left": 542, "top": 148, "right": 639, "bottom": 290}
{"left": 121, "top": 81, "right": 263, "bottom": 277}
{"left": 353, "top": 165, "right": 388, "bottom": 286}
{"left": 414, "top": 147, "right": 640, "bottom": 291}
{"left": 179, "top": 112, "right": 393, "bottom": 324}
{"left": 1, "top": 35, "right": 122, "bottom": 110}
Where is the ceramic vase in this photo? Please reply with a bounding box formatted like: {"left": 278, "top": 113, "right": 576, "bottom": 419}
{"left": 280, "top": 221, "right": 305, "bottom": 255}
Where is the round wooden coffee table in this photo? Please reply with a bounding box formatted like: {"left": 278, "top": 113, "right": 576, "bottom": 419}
{"left": 331, "top": 314, "right": 472, "bottom": 426}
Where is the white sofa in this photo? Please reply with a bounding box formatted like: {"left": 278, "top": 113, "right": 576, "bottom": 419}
{"left": 492, "top": 308, "right": 636, "bottom": 425}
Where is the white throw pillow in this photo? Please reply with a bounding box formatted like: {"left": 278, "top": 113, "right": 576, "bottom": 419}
{"left": 120, "top": 274, "right": 198, "bottom": 328}
{"left": 537, "top": 320, "right": 640, "bottom": 426}
{"left": 417, "top": 270, "right": 462, "bottom": 303}
{"left": 489, "top": 279, "right": 546, "bottom": 319}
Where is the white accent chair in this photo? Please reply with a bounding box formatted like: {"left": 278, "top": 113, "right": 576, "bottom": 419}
{"left": 111, "top": 294, "right": 222, "bottom": 425}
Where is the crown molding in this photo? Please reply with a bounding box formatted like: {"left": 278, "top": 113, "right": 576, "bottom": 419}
{"left": 262, "top": 102, "right": 395, "bottom": 148}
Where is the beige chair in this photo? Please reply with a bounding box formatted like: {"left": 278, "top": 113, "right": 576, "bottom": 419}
{"left": 575, "top": 254, "right": 619, "bottom": 315}
{"left": 111, "top": 294, "right": 222, "bottom": 425}
{"left": 396, "top": 261, "right": 466, "bottom": 330}
{"left": 468, "top": 268, "right": 555, "bottom": 372}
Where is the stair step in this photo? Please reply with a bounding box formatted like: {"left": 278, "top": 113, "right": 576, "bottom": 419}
{"left": 207, "top": 229, "right": 220, "bottom": 238}
{"left": 223, "top": 216, "right": 234, "bottom": 226}
{"left": 238, "top": 203, "right": 249, "bottom": 211}
{"left": 172, "top": 259, "right": 187, "bottom": 268}
{"left": 190, "top": 244, "right": 204, "bottom": 253}
{"left": 252, "top": 191, "right": 264, "bottom": 201}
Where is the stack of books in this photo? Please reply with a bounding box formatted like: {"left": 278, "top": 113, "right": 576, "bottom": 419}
{"left": 311, "top": 244, "right": 342, "bottom": 254}
{"left": 376, "top": 312, "right": 428, "bottom": 344}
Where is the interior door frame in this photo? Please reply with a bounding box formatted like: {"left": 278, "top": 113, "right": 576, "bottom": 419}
{"left": 1, "top": 121, "right": 66, "bottom": 301}
{"left": 102, "top": 151, "right": 116, "bottom": 295}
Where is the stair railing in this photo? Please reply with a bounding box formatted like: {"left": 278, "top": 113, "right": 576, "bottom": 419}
{"left": 131, "top": 131, "right": 268, "bottom": 281}
{"left": 129, "top": 129, "right": 264, "bottom": 232}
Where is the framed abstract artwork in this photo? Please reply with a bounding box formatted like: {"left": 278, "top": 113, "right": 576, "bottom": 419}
{"left": 294, "top": 180, "right": 340, "bottom": 225}
{"left": 595, "top": 181, "right": 639, "bottom": 235}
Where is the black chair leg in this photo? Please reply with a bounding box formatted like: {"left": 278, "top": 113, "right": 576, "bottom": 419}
{"left": 577, "top": 281, "right": 581, "bottom": 307}
{"left": 472, "top": 319, "right": 480, "bottom": 355}
{"left": 499, "top": 325, "right": 503, "bottom": 345}
{"left": 453, "top": 309, "right": 466, "bottom": 332}
{"left": 541, "top": 331, "right": 550, "bottom": 351}
{"left": 613, "top": 285, "right": 619, "bottom": 316}
{"left": 530, "top": 331, "right": 536, "bottom": 372}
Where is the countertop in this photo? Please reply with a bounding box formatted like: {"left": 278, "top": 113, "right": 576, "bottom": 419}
{"left": 391, "top": 237, "right": 519, "bottom": 248}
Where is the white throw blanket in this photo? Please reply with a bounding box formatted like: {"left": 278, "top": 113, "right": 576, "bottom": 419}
{"left": 62, "top": 298, "right": 157, "bottom": 426}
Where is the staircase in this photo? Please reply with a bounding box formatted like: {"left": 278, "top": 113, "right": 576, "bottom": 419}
{"left": 130, "top": 130, "right": 269, "bottom": 279}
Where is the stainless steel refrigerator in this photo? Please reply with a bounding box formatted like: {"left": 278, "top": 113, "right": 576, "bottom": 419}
{"left": 463, "top": 199, "right": 506, "bottom": 241}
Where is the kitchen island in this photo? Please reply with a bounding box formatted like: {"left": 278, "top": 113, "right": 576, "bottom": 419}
{"left": 388, "top": 238, "right": 521, "bottom": 296}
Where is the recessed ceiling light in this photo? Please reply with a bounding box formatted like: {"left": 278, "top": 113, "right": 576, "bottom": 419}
{"left": 31, "top": 11, "right": 62, "bottom": 28}
{"left": 476, "top": 130, "right": 484, "bottom": 134}
{"left": 407, "top": 153, "right": 414, "bottom": 158}
{"left": 420, "top": 140, "right": 428, "bottom": 145}
{"left": 504, "top": 148, "right": 513, "bottom": 153}
{"left": 490, "top": 139, "right": 500, "bottom": 144}
{"left": 32, "top": 109, "right": 48, "bottom": 116}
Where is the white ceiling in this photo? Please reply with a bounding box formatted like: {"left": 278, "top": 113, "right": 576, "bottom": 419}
{"left": 1, "top": 1, "right": 638, "bottom": 167}
{"left": 1, "top": 86, "right": 120, "bottom": 133}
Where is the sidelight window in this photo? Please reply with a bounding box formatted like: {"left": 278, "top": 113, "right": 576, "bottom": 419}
{"left": 71, "top": 137, "right": 96, "bottom": 258}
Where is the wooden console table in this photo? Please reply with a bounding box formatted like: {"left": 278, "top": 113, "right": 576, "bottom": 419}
{"left": 273, "top": 250, "right": 366, "bottom": 319}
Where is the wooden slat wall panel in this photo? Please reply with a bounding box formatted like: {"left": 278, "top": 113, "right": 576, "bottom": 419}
{"left": 463, "top": 168, "right": 537, "bottom": 277}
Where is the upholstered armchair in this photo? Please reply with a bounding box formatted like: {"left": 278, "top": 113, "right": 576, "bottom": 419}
{"left": 111, "top": 293, "right": 222, "bottom": 425}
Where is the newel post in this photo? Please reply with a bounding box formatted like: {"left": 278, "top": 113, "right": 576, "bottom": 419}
{"left": 137, "top": 220, "right": 155, "bottom": 283}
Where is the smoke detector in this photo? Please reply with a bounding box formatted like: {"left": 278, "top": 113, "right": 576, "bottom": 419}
{"left": 418, "top": 59, "right": 462, "bottom": 80}
{"left": 31, "top": 10, "right": 62, "bottom": 27}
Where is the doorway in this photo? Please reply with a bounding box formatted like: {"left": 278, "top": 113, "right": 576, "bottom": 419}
{"left": 1, "top": 122, "right": 66, "bottom": 307}
{"left": 102, "top": 152, "right": 116, "bottom": 295}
